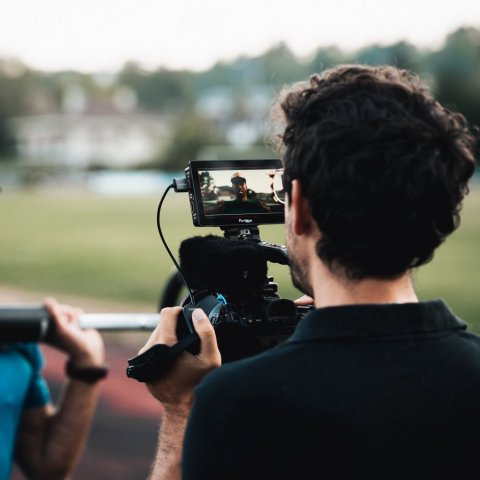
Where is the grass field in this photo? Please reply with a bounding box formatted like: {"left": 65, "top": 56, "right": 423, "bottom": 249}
{"left": 1, "top": 186, "right": 479, "bottom": 331}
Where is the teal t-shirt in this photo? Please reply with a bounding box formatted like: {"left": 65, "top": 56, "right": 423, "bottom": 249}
{"left": 0, "top": 343, "right": 51, "bottom": 480}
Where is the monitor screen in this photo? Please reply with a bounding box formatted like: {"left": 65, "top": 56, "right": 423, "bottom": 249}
{"left": 188, "top": 160, "right": 285, "bottom": 227}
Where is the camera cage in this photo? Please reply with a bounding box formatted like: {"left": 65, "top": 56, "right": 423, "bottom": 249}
{"left": 154, "top": 159, "right": 305, "bottom": 367}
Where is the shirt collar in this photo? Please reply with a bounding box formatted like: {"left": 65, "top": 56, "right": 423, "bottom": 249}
{"left": 290, "top": 299, "right": 467, "bottom": 342}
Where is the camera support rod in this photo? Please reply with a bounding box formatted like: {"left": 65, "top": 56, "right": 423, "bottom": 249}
{"left": 220, "top": 226, "right": 289, "bottom": 265}
{"left": 79, "top": 313, "right": 160, "bottom": 331}
{"left": 0, "top": 307, "right": 160, "bottom": 343}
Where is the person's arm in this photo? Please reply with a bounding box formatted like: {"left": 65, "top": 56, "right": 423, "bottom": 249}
{"left": 139, "top": 307, "right": 221, "bottom": 480}
{"left": 14, "top": 299, "right": 106, "bottom": 480}
{"left": 150, "top": 403, "right": 191, "bottom": 480}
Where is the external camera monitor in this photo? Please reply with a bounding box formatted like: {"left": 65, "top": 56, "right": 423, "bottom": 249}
{"left": 186, "top": 159, "right": 285, "bottom": 227}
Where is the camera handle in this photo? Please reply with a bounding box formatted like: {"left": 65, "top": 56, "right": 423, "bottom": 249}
{"left": 221, "top": 226, "right": 261, "bottom": 241}
{"left": 221, "top": 226, "right": 289, "bottom": 265}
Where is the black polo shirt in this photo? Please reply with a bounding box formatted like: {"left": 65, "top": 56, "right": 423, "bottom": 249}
{"left": 182, "top": 300, "right": 480, "bottom": 479}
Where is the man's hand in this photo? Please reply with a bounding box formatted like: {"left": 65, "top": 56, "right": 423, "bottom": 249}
{"left": 143, "top": 307, "right": 221, "bottom": 480}
{"left": 294, "top": 295, "right": 315, "bottom": 306}
{"left": 140, "top": 307, "right": 221, "bottom": 411}
{"left": 44, "top": 298, "right": 105, "bottom": 367}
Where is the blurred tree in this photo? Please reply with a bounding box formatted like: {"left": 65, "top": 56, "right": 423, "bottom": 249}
{"left": 119, "top": 62, "right": 196, "bottom": 112}
{"left": 196, "top": 60, "right": 239, "bottom": 90}
{"left": 155, "top": 115, "right": 225, "bottom": 170}
{"left": 196, "top": 48, "right": 298, "bottom": 92}
{"left": 0, "top": 113, "right": 16, "bottom": 158}
{"left": 355, "top": 41, "right": 424, "bottom": 72}
{"left": 260, "top": 42, "right": 307, "bottom": 85}
{"left": 429, "top": 27, "right": 480, "bottom": 125}
{"left": 2, "top": 27, "right": 480, "bottom": 166}
{"left": 0, "top": 60, "right": 32, "bottom": 159}
{"left": 308, "top": 46, "right": 346, "bottom": 74}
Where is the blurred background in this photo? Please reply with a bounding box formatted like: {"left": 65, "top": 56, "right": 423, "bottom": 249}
{"left": 0, "top": 1, "right": 479, "bottom": 478}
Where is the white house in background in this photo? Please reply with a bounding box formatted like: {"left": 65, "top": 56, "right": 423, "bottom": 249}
{"left": 11, "top": 112, "right": 171, "bottom": 169}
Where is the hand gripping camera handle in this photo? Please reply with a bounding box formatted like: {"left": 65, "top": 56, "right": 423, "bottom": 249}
{"left": 127, "top": 306, "right": 200, "bottom": 383}
{"left": 126, "top": 332, "right": 199, "bottom": 382}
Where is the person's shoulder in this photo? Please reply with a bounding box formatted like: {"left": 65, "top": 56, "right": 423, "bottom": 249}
{"left": 12, "top": 342, "right": 43, "bottom": 369}
{"left": 455, "top": 329, "right": 480, "bottom": 359}
{"left": 13, "top": 342, "right": 42, "bottom": 364}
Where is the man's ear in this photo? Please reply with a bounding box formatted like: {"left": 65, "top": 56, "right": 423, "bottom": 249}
{"left": 291, "top": 180, "right": 313, "bottom": 236}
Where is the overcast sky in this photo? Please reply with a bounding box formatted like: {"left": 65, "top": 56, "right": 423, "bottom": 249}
{"left": 1, "top": 0, "right": 479, "bottom": 72}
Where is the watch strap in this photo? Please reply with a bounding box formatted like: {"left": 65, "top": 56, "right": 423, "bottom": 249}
{"left": 66, "top": 360, "right": 109, "bottom": 383}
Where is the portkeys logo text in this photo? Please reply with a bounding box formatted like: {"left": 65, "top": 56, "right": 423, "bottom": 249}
{"left": 238, "top": 218, "right": 253, "bottom": 224}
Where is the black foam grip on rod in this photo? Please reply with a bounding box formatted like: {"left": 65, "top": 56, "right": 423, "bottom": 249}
{"left": 0, "top": 306, "right": 53, "bottom": 344}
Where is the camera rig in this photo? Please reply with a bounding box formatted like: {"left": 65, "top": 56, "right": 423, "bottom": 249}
{"left": 174, "top": 226, "right": 308, "bottom": 356}
{"left": 127, "top": 159, "right": 313, "bottom": 382}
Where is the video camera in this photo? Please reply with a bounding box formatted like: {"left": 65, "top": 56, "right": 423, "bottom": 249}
{"left": 127, "top": 159, "right": 313, "bottom": 382}
{"left": 165, "top": 159, "right": 312, "bottom": 360}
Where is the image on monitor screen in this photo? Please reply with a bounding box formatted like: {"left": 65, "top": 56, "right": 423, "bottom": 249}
{"left": 197, "top": 168, "right": 285, "bottom": 216}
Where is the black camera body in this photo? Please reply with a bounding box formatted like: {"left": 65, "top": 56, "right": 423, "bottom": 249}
{"left": 177, "top": 267, "right": 312, "bottom": 362}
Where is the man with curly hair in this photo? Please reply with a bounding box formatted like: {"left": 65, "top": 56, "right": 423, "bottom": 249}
{"left": 142, "top": 65, "right": 478, "bottom": 479}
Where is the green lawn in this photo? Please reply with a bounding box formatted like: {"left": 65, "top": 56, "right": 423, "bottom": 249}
{"left": 0, "top": 186, "right": 479, "bottom": 331}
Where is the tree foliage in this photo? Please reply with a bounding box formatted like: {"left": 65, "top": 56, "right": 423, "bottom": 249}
{"left": 430, "top": 28, "right": 480, "bottom": 125}
{"left": 0, "top": 61, "right": 32, "bottom": 158}
{"left": 119, "top": 62, "right": 196, "bottom": 112}
{"left": 155, "top": 115, "right": 225, "bottom": 170}
{"left": 1, "top": 26, "right": 480, "bottom": 161}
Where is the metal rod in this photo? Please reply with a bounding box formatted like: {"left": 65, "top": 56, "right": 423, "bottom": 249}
{"left": 78, "top": 313, "right": 160, "bottom": 331}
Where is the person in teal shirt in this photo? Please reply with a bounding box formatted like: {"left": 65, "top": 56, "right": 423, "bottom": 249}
{"left": 0, "top": 343, "right": 50, "bottom": 479}
{"left": 0, "top": 299, "right": 107, "bottom": 480}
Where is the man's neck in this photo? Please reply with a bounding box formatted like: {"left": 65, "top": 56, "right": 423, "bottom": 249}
{"left": 310, "top": 260, "right": 418, "bottom": 309}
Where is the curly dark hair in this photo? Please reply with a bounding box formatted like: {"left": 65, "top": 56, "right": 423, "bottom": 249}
{"left": 271, "top": 65, "right": 477, "bottom": 280}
